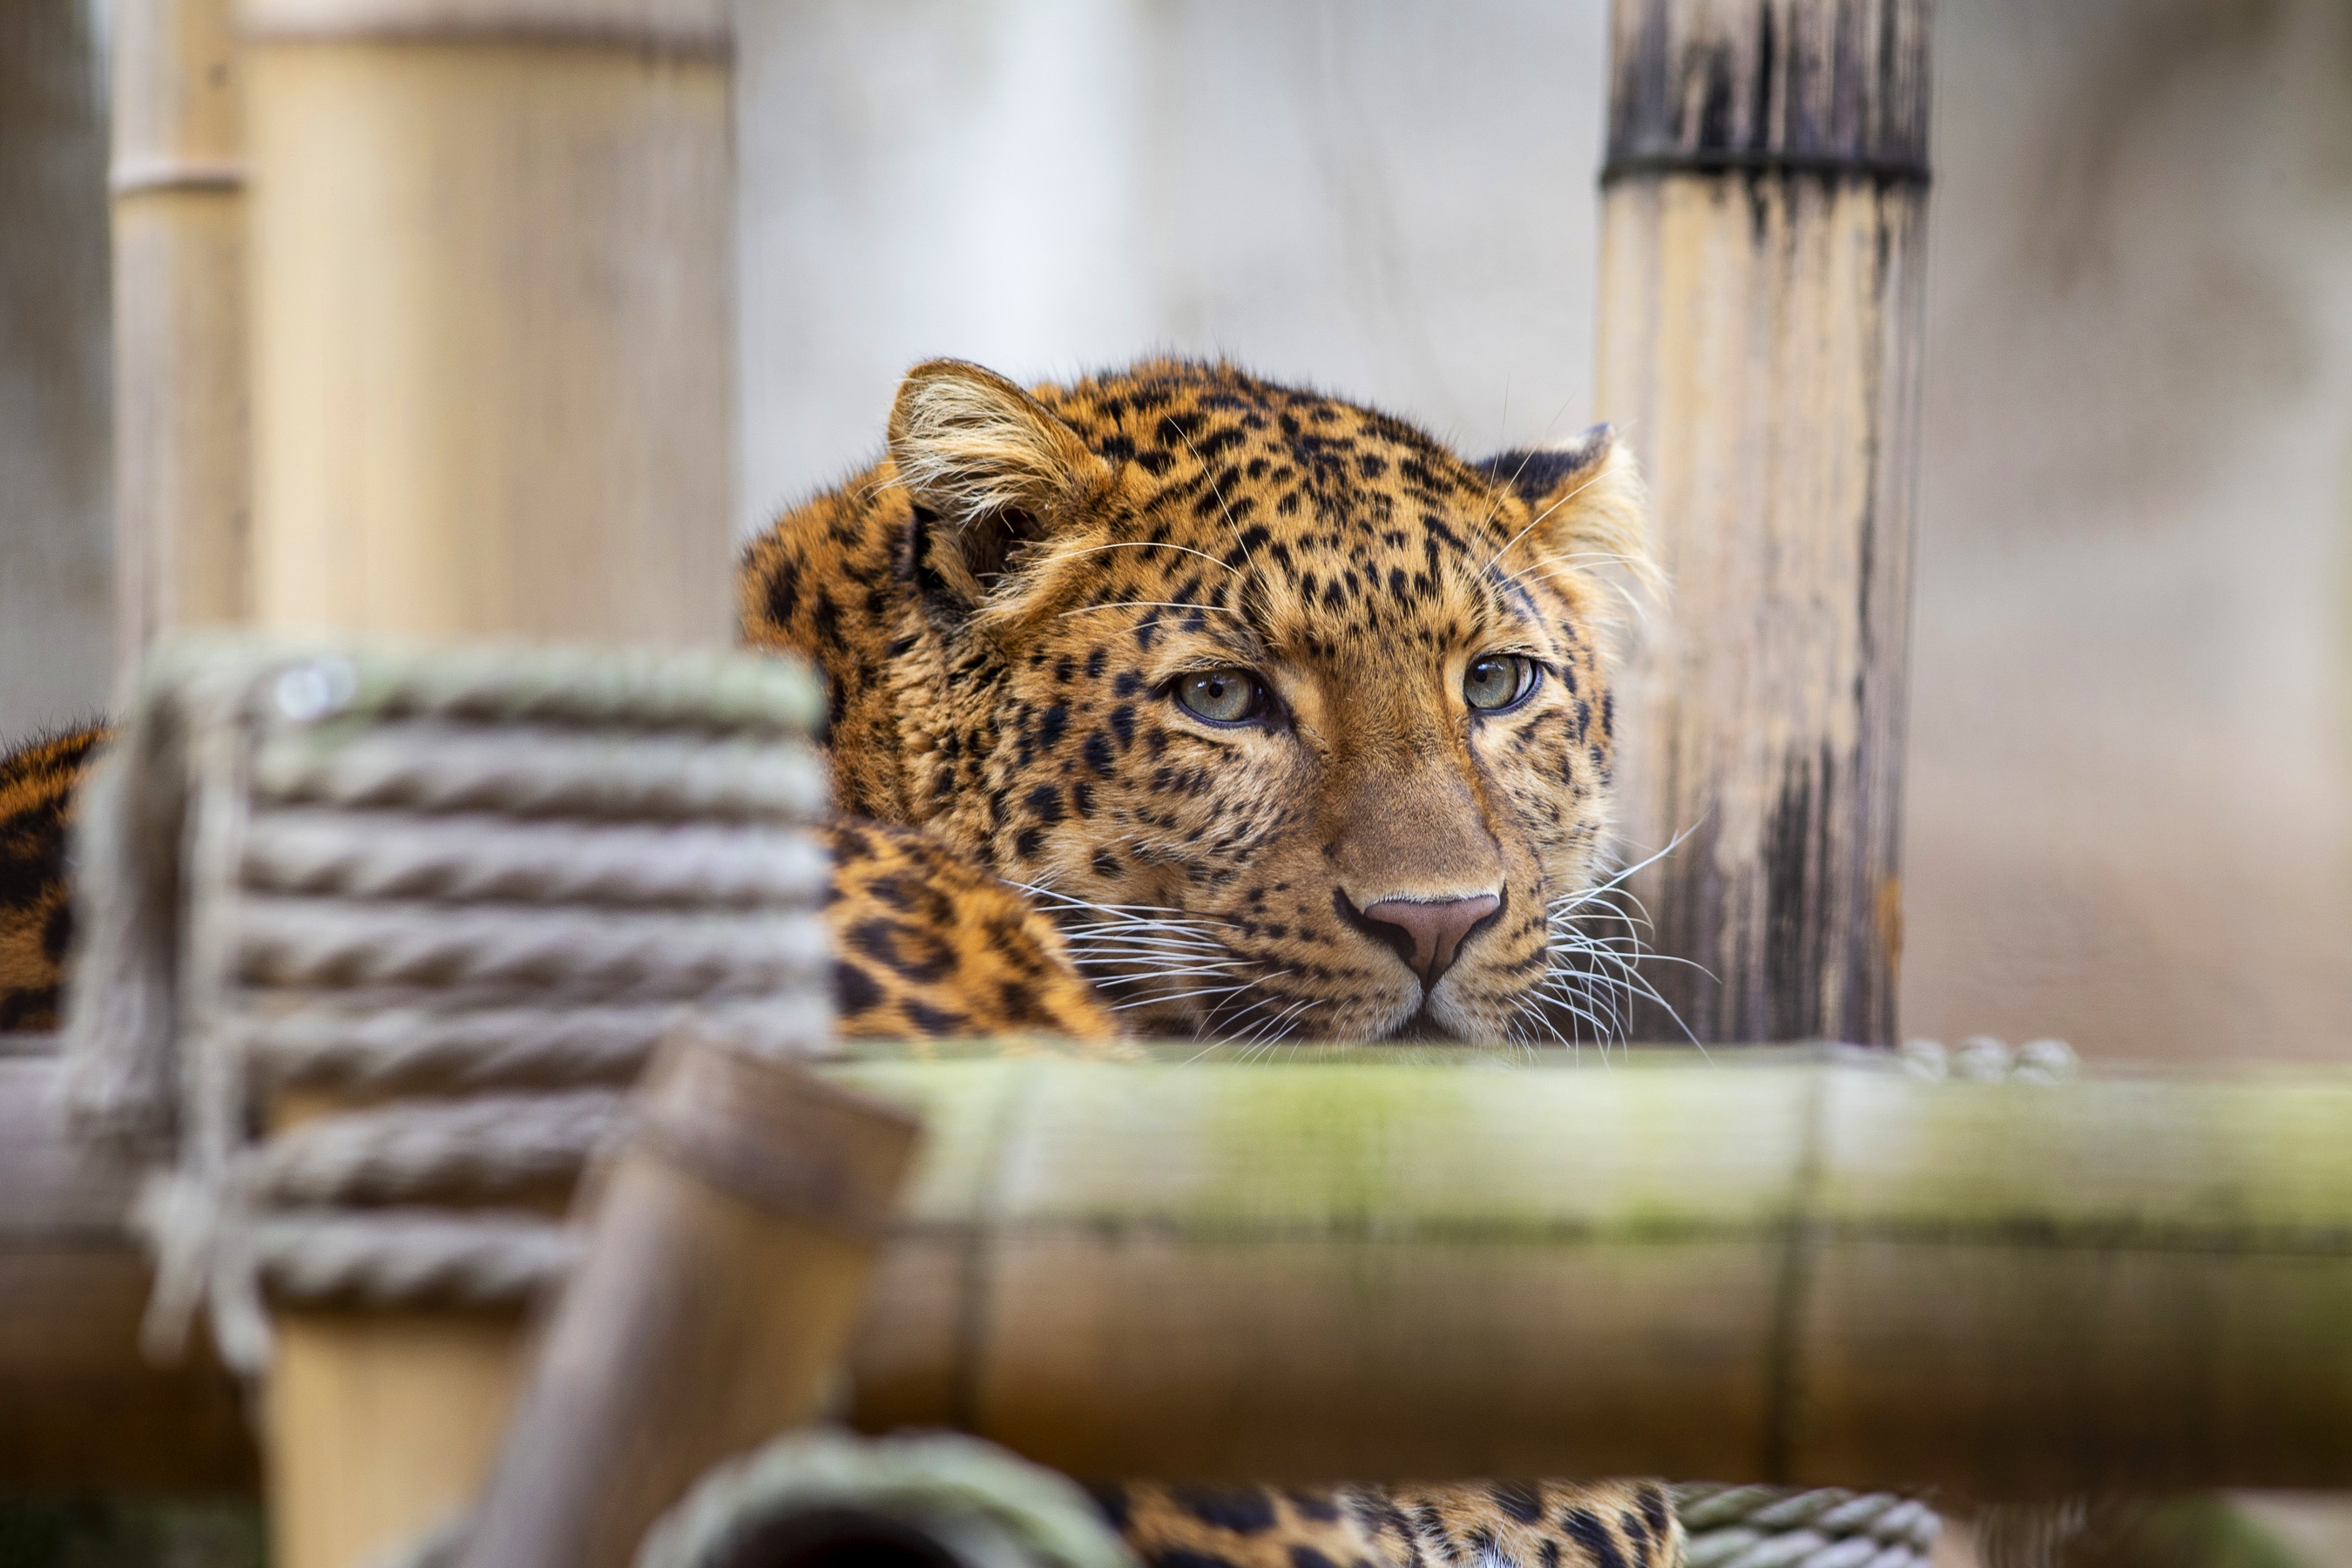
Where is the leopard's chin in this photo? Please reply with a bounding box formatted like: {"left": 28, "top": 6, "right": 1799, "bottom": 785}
{"left": 1377, "top": 1005, "right": 1464, "bottom": 1044}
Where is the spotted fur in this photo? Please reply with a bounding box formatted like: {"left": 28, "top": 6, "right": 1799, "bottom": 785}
{"left": 743, "top": 357, "right": 1657, "bottom": 1045}
{"left": 0, "top": 727, "right": 101, "bottom": 1032}
{"left": 1095, "top": 1478, "right": 1682, "bottom": 1568}
{"left": 822, "top": 814, "right": 1119, "bottom": 1042}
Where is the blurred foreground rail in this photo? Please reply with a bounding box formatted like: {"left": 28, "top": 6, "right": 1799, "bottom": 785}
{"left": 10, "top": 1044, "right": 2352, "bottom": 1497}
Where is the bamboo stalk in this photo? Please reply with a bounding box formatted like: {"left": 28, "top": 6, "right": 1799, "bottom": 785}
{"left": 453, "top": 1041, "right": 922, "bottom": 1568}
{"left": 240, "top": 0, "right": 735, "bottom": 645}
{"left": 110, "top": 0, "right": 251, "bottom": 673}
{"left": 14, "top": 1052, "right": 2352, "bottom": 1497}
{"left": 1596, "top": 0, "right": 1932, "bottom": 1044}
{"left": 834, "top": 1051, "right": 2352, "bottom": 1496}
{"left": 267, "top": 1314, "right": 528, "bottom": 1568}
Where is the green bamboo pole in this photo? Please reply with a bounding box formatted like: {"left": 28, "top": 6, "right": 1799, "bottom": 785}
{"left": 835, "top": 1049, "right": 2352, "bottom": 1496}
{"left": 14, "top": 1052, "right": 2352, "bottom": 1496}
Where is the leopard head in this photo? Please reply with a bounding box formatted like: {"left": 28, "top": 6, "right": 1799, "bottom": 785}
{"left": 886, "top": 358, "right": 1659, "bottom": 1044}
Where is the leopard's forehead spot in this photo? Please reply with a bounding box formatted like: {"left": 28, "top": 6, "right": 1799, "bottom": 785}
{"left": 1042, "top": 362, "right": 1562, "bottom": 663}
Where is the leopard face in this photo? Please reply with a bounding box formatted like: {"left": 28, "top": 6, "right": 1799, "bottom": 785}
{"left": 747, "top": 358, "right": 1658, "bottom": 1046}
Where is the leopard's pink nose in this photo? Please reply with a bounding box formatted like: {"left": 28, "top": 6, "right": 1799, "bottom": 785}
{"left": 1358, "top": 893, "right": 1502, "bottom": 984}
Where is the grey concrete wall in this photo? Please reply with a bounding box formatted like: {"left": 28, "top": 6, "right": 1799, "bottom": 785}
{"left": 1899, "top": 0, "right": 2352, "bottom": 1061}
{"left": 0, "top": 0, "right": 112, "bottom": 742}
{"left": 736, "top": 0, "right": 1609, "bottom": 531}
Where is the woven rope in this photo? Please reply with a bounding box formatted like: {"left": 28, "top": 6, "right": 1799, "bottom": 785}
{"left": 64, "top": 640, "right": 834, "bottom": 1374}
{"left": 635, "top": 1429, "right": 1136, "bottom": 1568}
{"left": 250, "top": 1209, "right": 582, "bottom": 1307}
{"left": 253, "top": 644, "right": 824, "bottom": 733}
{"left": 253, "top": 723, "right": 827, "bottom": 822}
{"left": 1674, "top": 1485, "right": 1940, "bottom": 1568}
{"left": 240, "top": 999, "right": 830, "bottom": 1092}
{"left": 235, "top": 899, "right": 829, "bottom": 996}
{"left": 240, "top": 808, "right": 831, "bottom": 906}
{"left": 248, "top": 1090, "right": 628, "bottom": 1203}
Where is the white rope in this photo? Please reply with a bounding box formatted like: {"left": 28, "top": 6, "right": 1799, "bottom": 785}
{"left": 250, "top": 1209, "right": 581, "bottom": 1308}
{"left": 234, "top": 899, "right": 829, "bottom": 997}
{"left": 256, "top": 644, "right": 824, "bottom": 735}
{"left": 240, "top": 808, "right": 832, "bottom": 907}
{"left": 1674, "top": 1485, "right": 1939, "bottom": 1568}
{"left": 62, "top": 639, "right": 835, "bottom": 1372}
{"left": 252, "top": 722, "right": 827, "bottom": 822}
{"left": 248, "top": 1090, "right": 629, "bottom": 1203}
{"left": 241, "top": 999, "right": 831, "bottom": 1092}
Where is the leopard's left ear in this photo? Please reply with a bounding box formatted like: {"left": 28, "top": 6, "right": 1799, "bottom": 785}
{"left": 1473, "top": 424, "right": 1663, "bottom": 601}
{"left": 889, "top": 359, "right": 1116, "bottom": 625}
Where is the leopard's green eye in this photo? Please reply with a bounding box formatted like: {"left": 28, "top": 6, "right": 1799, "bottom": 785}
{"left": 1175, "top": 668, "right": 1267, "bottom": 725}
{"left": 1463, "top": 653, "right": 1538, "bottom": 712}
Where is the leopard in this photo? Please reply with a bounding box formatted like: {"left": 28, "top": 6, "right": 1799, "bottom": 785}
{"left": 0, "top": 357, "right": 1669, "bottom": 1568}
{"left": 741, "top": 356, "right": 1656, "bottom": 1049}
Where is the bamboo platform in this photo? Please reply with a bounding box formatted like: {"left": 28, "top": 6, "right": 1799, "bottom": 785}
{"left": 11, "top": 1043, "right": 2352, "bottom": 1498}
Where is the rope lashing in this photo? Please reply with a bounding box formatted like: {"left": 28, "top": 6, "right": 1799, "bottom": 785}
{"left": 234, "top": 900, "right": 829, "bottom": 996}
{"left": 64, "top": 638, "right": 835, "bottom": 1371}
{"left": 251, "top": 1210, "right": 584, "bottom": 1308}
{"left": 253, "top": 722, "right": 827, "bottom": 821}
{"left": 240, "top": 809, "right": 831, "bottom": 906}
{"left": 238, "top": 999, "right": 830, "bottom": 1092}
{"left": 248, "top": 1089, "right": 629, "bottom": 1203}
{"left": 1674, "top": 1484, "right": 1941, "bottom": 1568}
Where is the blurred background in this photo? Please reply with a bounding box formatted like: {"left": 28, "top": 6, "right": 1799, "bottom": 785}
{"left": 3, "top": 0, "right": 2346, "bottom": 1062}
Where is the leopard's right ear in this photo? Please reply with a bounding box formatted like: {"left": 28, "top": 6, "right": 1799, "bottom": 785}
{"left": 889, "top": 359, "right": 1115, "bottom": 625}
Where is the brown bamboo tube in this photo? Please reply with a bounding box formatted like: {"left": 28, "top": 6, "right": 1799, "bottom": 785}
{"left": 453, "top": 1040, "right": 922, "bottom": 1568}
{"left": 1596, "top": 0, "right": 1931, "bottom": 1044}
{"left": 110, "top": 0, "right": 252, "bottom": 674}
{"left": 267, "top": 1315, "right": 527, "bottom": 1568}
{"left": 239, "top": 0, "right": 734, "bottom": 645}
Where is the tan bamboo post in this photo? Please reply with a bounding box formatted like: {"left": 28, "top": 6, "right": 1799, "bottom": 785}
{"left": 240, "top": 0, "right": 735, "bottom": 645}
{"left": 1596, "top": 0, "right": 1932, "bottom": 1044}
{"left": 110, "top": 0, "right": 251, "bottom": 674}
{"left": 232, "top": 3, "right": 736, "bottom": 1563}
{"left": 454, "top": 1041, "right": 922, "bottom": 1568}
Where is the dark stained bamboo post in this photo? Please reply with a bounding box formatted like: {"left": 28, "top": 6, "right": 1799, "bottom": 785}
{"left": 110, "top": 0, "right": 252, "bottom": 673}
{"left": 1596, "top": 0, "right": 1932, "bottom": 1044}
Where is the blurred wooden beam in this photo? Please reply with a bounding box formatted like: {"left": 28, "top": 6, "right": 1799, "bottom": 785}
{"left": 1597, "top": 0, "right": 1933, "bottom": 1044}
{"left": 0, "top": 1052, "right": 257, "bottom": 1490}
